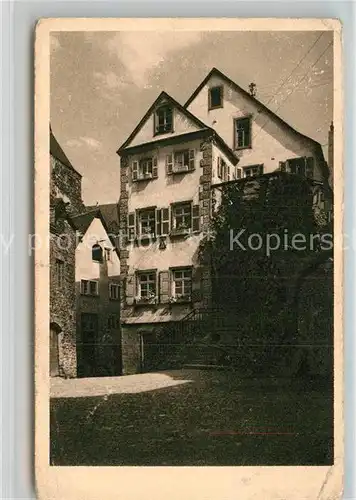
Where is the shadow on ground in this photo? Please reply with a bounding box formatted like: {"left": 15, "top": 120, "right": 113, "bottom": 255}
{"left": 50, "top": 369, "right": 333, "bottom": 466}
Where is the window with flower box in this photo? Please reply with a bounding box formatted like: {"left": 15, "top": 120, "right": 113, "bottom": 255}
{"left": 138, "top": 208, "right": 156, "bottom": 238}
{"left": 166, "top": 149, "right": 195, "bottom": 174}
{"left": 171, "top": 202, "right": 192, "bottom": 236}
{"left": 135, "top": 271, "right": 157, "bottom": 304}
{"left": 132, "top": 157, "right": 158, "bottom": 181}
{"left": 171, "top": 268, "right": 192, "bottom": 302}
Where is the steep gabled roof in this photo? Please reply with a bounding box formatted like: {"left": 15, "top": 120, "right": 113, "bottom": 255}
{"left": 85, "top": 203, "right": 120, "bottom": 233}
{"left": 117, "top": 91, "right": 211, "bottom": 154}
{"left": 50, "top": 126, "right": 82, "bottom": 177}
{"left": 184, "top": 67, "right": 326, "bottom": 155}
{"left": 116, "top": 90, "right": 238, "bottom": 165}
{"left": 71, "top": 208, "right": 120, "bottom": 256}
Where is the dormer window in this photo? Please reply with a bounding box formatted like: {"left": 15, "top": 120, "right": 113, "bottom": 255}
{"left": 92, "top": 244, "right": 103, "bottom": 262}
{"left": 209, "top": 86, "right": 223, "bottom": 109}
{"left": 154, "top": 105, "right": 173, "bottom": 135}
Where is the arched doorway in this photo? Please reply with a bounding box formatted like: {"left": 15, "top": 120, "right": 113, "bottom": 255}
{"left": 50, "top": 322, "right": 61, "bottom": 377}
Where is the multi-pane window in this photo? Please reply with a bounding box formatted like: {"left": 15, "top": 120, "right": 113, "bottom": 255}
{"left": 166, "top": 149, "right": 195, "bottom": 174}
{"left": 138, "top": 209, "right": 156, "bottom": 237}
{"left": 174, "top": 150, "right": 190, "bottom": 171}
{"left": 155, "top": 106, "right": 173, "bottom": 135}
{"left": 217, "top": 157, "right": 230, "bottom": 182}
{"left": 243, "top": 164, "right": 264, "bottom": 178}
{"left": 132, "top": 157, "right": 157, "bottom": 181}
{"left": 137, "top": 272, "right": 156, "bottom": 299}
{"left": 172, "top": 202, "right": 192, "bottom": 231}
{"left": 234, "top": 117, "right": 251, "bottom": 149}
{"left": 172, "top": 268, "right": 192, "bottom": 300}
{"left": 140, "top": 158, "right": 153, "bottom": 176}
{"left": 105, "top": 248, "right": 111, "bottom": 261}
{"left": 81, "top": 279, "right": 99, "bottom": 296}
{"left": 55, "top": 259, "right": 64, "bottom": 287}
{"left": 209, "top": 86, "right": 223, "bottom": 109}
{"left": 109, "top": 283, "right": 120, "bottom": 300}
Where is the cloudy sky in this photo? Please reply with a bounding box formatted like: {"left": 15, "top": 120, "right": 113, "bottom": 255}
{"left": 50, "top": 30, "right": 333, "bottom": 205}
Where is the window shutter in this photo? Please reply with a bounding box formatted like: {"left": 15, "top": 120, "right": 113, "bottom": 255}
{"left": 126, "top": 274, "right": 135, "bottom": 305}
{"left": 127, "top": 212, "right": 136, "bottom": 242}
{"left": 192, "top": 204, "right": 200, "bottom": 233}
{"left": 305, "top": 157, "right": 314, "bottom": 179}
{"left": 259, "top": 164, "right": 264, "bottom": 175}
{"left": 189, "top": 149, "right": 195, "bottom": 170}
{"left": 156, "top": 208, "right": 162, "bottom": 237}
{"left": 159, "top": 270, "right": 170, "bottom": 304}
{"left": 191, "top": 267, "right": 202, "bottom": 303}
{"left": 166, "top": 154, "right": 173, "bottom": 175}
{"left": 279, "top": 161, "right": 286, "bottom": 172}
{"left": 217, "top": 157, "right": 222, "bottom": 179}
{"left": 132, "top": 161, "right": 139, "bottom": 181}
{"left": 161, "top": 207, "right": 170, "bottom": 236}
{"left": 227, "top": 166, "right": 231, "bottom": 181}
{"left": 152, "top": 156, "right": 158, "bottom": 178}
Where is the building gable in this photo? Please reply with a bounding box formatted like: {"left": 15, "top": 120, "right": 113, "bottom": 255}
{"left": 185, "top": 68, "right": 328, "bottom": 183}
{"left": 117, "top": 92, "right": 209, "bottom": 152}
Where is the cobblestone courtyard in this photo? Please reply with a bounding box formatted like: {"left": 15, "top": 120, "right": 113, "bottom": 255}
{"left": 50, "top": 369, "right": 333, "bottom": 466}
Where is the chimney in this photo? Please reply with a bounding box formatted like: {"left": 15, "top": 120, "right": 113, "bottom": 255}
{"left": 328, "top": 121, "right": 334, "bottom": 184}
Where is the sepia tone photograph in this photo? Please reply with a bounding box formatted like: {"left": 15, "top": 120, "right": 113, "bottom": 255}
{"left": 47, "top": 26, "right": 336, "bottom": 468}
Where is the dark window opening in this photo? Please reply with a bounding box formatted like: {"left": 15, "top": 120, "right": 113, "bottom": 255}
{"left": 92, "top": 244, "right": 103, "bottom": 262}
{"left": 209, "top": 86, "right": 223, "bottom": 109}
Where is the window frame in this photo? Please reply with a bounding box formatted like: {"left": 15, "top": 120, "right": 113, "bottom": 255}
{"left": 80, "top": 279, "right": 99, "bottom": 297}
{"left": 171, "top": 201, "right": 193, "bottom": 234}
{"left": 92, "top": 244, "right": 103, "bottom": 263}
{"left": 154, "top": 105, "right": 174, "bottom": 136}
{"left": 287, "top": 157, "right": 306, "bottom": 176}
{"left": 234, "top": 116, "right": 252, "bottom": 150}
{"left": 171, "top": 267, "right": 192, "bottom": 302}
{"left": 137, "top": 207, "right": 156, "bottom": 238}
{"left": 139, "top": 157, "right": 153, "bottom": 178}
{"left": 208, "top": 85, "right": 224, "bottom": 110}
{"left": 242, "top": 164, "right": 264, "bottom": 178}
{"left": 109, "top": 282, "right": 120, "bottom": 301}
{"left": 135, "top": 270, "right": 158, "bottom": 304}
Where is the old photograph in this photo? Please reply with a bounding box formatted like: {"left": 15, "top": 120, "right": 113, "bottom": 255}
{"left": 46, "top": 26, "right": 336, "bottom": 469}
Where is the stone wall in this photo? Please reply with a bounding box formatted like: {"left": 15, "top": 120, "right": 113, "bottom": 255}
{"left": 50, "top": 155, "right": 84, "bottom": 216}
{"left": 50, "top": 221, "right": 77, "bottom": 378}
{"left": 121, "top": 325, "right": 142, "bottom": 375}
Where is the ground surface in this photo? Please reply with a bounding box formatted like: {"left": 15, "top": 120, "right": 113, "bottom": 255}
{"left": 50, "top": 369, "right": 333, "bottom": 466}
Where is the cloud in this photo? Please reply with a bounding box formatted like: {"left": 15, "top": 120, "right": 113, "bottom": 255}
{"left": 106, "top": 31, "right": 203, "bottom": 86}
{"left": 66, "top": 136, "right": 102, "bottom": 150}
{"left": 93, "top": 71, "right": 128, "bottom": 90}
